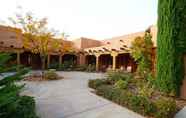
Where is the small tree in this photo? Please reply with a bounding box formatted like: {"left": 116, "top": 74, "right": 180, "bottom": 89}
{"left": 9, "top": 12, "right": 61, "bottom": 78}
{"left": 130, "top": 31, "right": 153, "bottom": 78}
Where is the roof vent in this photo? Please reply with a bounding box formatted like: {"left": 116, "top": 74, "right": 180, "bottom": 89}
{"left": 0, "top": 41, "right": 4, "bottom": 44}
{"left": 10, "top": 45, "right": 14, "bottom": 48}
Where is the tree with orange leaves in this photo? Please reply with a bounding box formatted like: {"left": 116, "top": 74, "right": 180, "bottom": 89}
{"left": 9, "top": 11, "right": 61, "bottom": 78}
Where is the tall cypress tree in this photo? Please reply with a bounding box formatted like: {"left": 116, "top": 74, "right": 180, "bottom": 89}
{"left": 157, "top": 0, "right": 186, "bottom": 95}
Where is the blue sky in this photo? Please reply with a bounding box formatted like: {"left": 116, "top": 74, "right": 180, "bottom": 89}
{"left": 0, "top": 0, "right": 158, "bottom": 40}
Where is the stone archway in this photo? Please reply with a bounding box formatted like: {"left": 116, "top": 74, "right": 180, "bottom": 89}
{"left": 62, "top": 54, "right": 77, "bottom": 65}
{"left": 49, "top": 55, "right": 59, "bottom": 69}
{"left": 20, "top": 51, "right": 31, "bottom": 67}
{"left": 116, "top": 53, "right": 130, "bottom": 70}
{"left": 99, "top": 54, "right": 112, "bottom": 72}
{"left": 85, "top": 55, "right": 96, "bottom": 65}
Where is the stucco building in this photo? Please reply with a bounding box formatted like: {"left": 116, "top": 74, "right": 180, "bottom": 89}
{"left": 0, "top": 25, "right": 157, "bottom": 72}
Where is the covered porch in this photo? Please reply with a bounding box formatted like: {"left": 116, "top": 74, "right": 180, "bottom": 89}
{"left": 83, "top": 44, "right": 137, "bottom": 72}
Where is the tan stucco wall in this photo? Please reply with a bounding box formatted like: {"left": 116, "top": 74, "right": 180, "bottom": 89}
{"left": 0, "top": 25, "right": 158, "bottom": 67}
{"left": 0, "top": 25, "right": 23, "bottom": 49}
{"left": 150, "top": 25, "right": 157, "bottom": 47}
{"left": 72, "top": 37, "right": 102, "bottom": 49}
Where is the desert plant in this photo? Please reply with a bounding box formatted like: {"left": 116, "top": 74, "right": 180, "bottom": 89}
{"left": 107, "top": 71, "right": 132, "bottom": 85}
{"left": 154, "top": 97, "right": 177, "bottom": 118}
{"left": 86, "top": 64, "right": 96, "bottom": 72}
{"left": 114, "top": 79, "right": 128, "bottom": 89}
{"left": 88, "top": 79, "right": 106, "bottom": 89}
{"left": 96, "top": 85, "right": 116, "bottom": 100}
{"left": 138, "top": 84, "right": 154, "bottom": 98}
{"left": 44, "top": 69, "right": 59, "bottom": 80}
{"left": 75, "top": 65, "right": 87, "bottom": 71}
{"left": 59, "top": 60, "right": 75, "bottom": 71}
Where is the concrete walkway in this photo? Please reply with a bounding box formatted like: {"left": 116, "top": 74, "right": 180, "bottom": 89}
{"left": 22, "top": 71, "right": 144, "bottom": 118}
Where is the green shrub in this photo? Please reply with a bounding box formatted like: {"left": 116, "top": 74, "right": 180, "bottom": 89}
{"left": 119, "top": 90, "right": 133, "bottom": 106}
{"left": 138, "top": 85, "right": 154, "bottom": 98}
{"left": 75, "top": 65, "right": 87, "bottom": 71}
{"left": 114, "top": 79, "right": 128, "bottom": 89}
{"left": 130, "top": 95, "right": 155, "bottom": 116}
{"left": 96, "top": 85, "right": 113, "bottom": 98}
{"left": 91, "top": 69, "right": 178, "bottom": 118}
{"left": 86, "top": 64, "right": 96, "bottom": 72}
{"left": 88, "top": 79, "right": 106, "bottom": 89}
{"left": 107, "top": 71, "right": 132, "bottom": 85}
{"left": 49, "top": 63, "right": 59, "bottom": 69}
{"left": 154, "top": 97, "right": 177, "bottom": 118}
{"left": 110, "top": 88, "right": 122, "bottom": 103}
{"left": 59, "top": 60, "right": 75, "bottom": 71}
{"left": 0, "top": 96, "right": 38, "bottom": 118}
{"left": 0, "top": 53, "right": 38, "bottom": 118}
{"left": 146, "top": 73, "right": 154, "bottom": 82}
{"left": 44, "top": 69, "right": 60, "bottom": 80}
{"left": 14, "top": 96, "right": 38, "bottom": 118}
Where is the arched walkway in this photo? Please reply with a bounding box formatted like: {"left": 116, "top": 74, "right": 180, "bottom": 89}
{"left": 62, "top": 54, "right": 77, "bottom": 65}
{"left": 30, "top": 53, "right": 42, "bottom": 69}
{"left": 49, "top": 55, "right": 59, "bottom": 68}
{"left": 85, "top": 55, "right": 96, "bottom": 65}
{"left": 115, "top": 53, "right": 137, "bottom": 72}
{"left": 99, "top": 54, "right": 112, "bottom": 72}
{"left": 20, "top": 51, "right": 31, "bottom": 67}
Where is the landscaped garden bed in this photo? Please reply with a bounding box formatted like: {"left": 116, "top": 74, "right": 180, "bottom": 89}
{"left": 88, "top": 71, "right": 185, "bottom": 118}
{"left": 24, "top": 69, "right": 64, "bottom": 81}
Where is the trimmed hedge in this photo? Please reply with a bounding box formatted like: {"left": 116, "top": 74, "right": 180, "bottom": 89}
{"left": 89, "top": 79, "right": 177, "bottom": 118}
{"left": 157, "top": 0, "right": 186, "bottom": 95}
{"left": 88, "top": 79, "right": 106, "bottom": 89}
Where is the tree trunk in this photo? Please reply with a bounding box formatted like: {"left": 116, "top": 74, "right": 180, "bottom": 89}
{"left": 41, "top": 54, "right": 46, "bottom": 79}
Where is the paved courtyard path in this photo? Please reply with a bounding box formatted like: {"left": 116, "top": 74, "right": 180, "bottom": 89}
{"left": 22, "top": 71, "right": 144, "bottom": 118}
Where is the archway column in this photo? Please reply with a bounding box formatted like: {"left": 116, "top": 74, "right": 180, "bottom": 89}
{"left": 95, "top": 53, "right": 101, "bottom": 71}
{"left": 59, "top": 54, "right": 63, "bottom": 68}
{"left": 47, "top": 54, "right": 50, "bottom": 68}
{"left": 111, "top": 52, "right": 118, "bottom": 70}
{"left": 79, "top": 54, "right": 86, "bottom": 65}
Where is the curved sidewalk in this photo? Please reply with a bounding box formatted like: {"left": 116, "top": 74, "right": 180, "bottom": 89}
{"left": 23, "top": 71, "right": 144, "bottom": 118}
